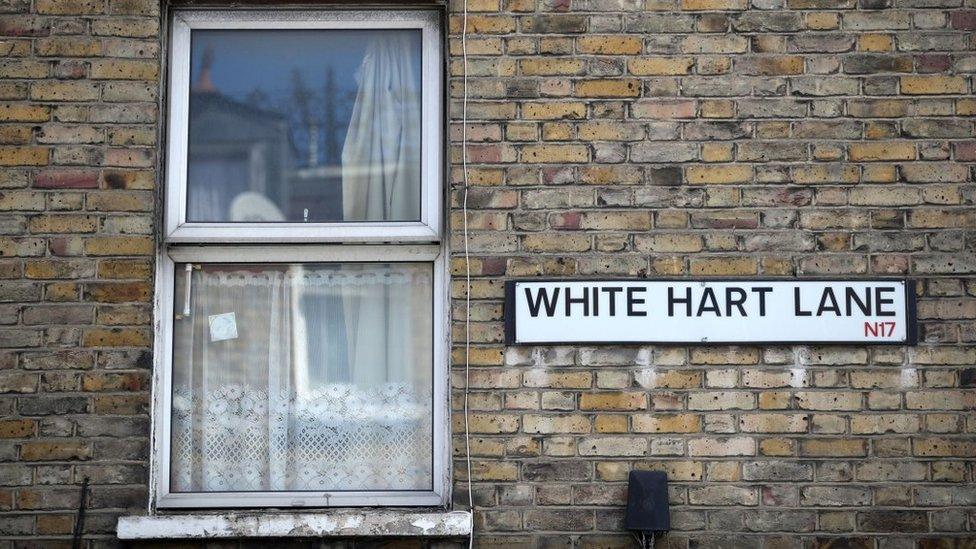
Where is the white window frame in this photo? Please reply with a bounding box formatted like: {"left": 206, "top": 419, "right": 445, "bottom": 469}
{"left": 153, "top": 246, "right": 449, "bottom": 509}
{"left": 164, "top": 9, "right": 442, "bottom": 243}
{"left": 153, "top": 8, "right": 448, "bottom": 510}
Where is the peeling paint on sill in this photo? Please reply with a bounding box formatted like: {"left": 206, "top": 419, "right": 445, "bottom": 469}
{"left": 116, "top": 510, "right": 472, "bottom": 539}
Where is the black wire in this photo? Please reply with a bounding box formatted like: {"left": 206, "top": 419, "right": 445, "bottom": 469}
{"left": 71, "top": 477, "right": 89, "bottom": 549}
{"left": 631, "top": 530, "right": 658, "bottom": 549}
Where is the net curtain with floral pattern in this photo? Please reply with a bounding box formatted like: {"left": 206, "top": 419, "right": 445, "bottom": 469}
{"left": 170, "top": 33, "right": 431, "bottom": 495}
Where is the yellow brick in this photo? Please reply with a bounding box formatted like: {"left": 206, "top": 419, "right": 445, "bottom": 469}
{"left": 759, "top": 438, "right": 795, "bottom": 456}
{"left": 957, "top": 99, "right": 976, "bottom": 116}
{"left": 0, "top": 104, "right": 50, "bottom": 122}
{"left": 900, "top": 76, "right": 968, "bottom": 95}
{"left": 701, "top": 143, "right": 733, "bottom": 162}
{"left": 31, "top": 81, "right": 101, "bottom": 102}
{"left": 90, "top": 60, "right": 159, "bottom": 80}
{"left": 691, "top": 347, "right": 760, "bottom": 365}
{"left": 580, "top": 391, "right": 647, "bottom": 411}
{"left": 0, "top": 60, "right": 48, "bottom": 79}
{"left": 522, "top": 102, "right": 587, "bottom": 120}
{"left": 520, "top": 58, "right": 584, "bottom": 76}
{"left": 756, "top": 121, "right": 791, "bottom": 139}
{"left": 576, "top": 79, "right": 640, "bottom": 98}
{"left": 84, "top": 236, "right": 153, "bottom": 256}
{"left": 806, "top": 12, "right": 839, "bottom": 30}
{"left": 96, "top": 259, "right": 152, "bottom": 280}
{"left": 650, "top": 256, "right": 685, "bottom": 275}
{"left": 633, "top": 413, "right": 701, "bottom": 433}
{"left": 741, "top": 56, "right": 805, "bottom": 76}
{"left": 523, "top": 370, "right": 592, "bottom": 389}
{"left": 865, "top": 122, "right": 897, "bottom": 139}
{"left": 581, "top": 211, "right": 652, "bottom": 230}
{"left": 628, "top": 57, "right": 695, "bottom": 76}
{"left": 682, "top": 0, "right": 747, "bottom": 9}
{"left": 455, "top": 413, "right": 519, "bottom": 434}
{"left": 503, "top": 122, "right": 534, "bottom": 142}
{"left": 542, "top": 123, "right": 572, "bottom": 141}
{"left": 0, "top": 40, "right": 31, "bottom": 57}
{"left": 690, "top": 257, "right": 757, "bottom": 275}
{"left": 82, "top": 328, "right": 151, "bottom": 347}
{"left": 862, "top": 164, "right": 897, "bottom": 183}
{"left": 759, "top": 391, "right": 791, "bottom": 410}
{"left": 594, "top": 415, "right": 629, "bottom": 433}
{"left": 792, "top": 164, "right": 860, "bottom": 184}
{"left": 36, "top": 0, "right": 102, "bottom": 14}
{"left": 465, "top": 0, "right": 500, "bottom": 11}
{"left": 93, "top": 394, "right": 149, "bottom": 415}
{"left": 581, "top": 166, "right": 641, "bottom": 185}
{"left": 800, "top": 438, "right": 866, "bottom": 457}
{"left": 458, "top": 168, "right": 503, "bottom": 186}
{"left": 522, "top": 415, "right": 590, "bottom": 434}
{"left": 849, "top": 142, "right": 916, "bottom": 161}
{"left": 0, "top": 419, "right": 34, "bottom": 438}
{"left": 761, "top": 257, "right": 793, "bottom": 276}
{"left": 740, "top": 414, "right": 809, "bottom": 433}
{"left": 858, "top": 33, "right": 892, "bottom": 52}
{"left": 522, "top": 233, "right": 591, "bottom": 253}
{"left": 578, "top": 36, "right": 643, "bottom": 55}
{"left": 0, "top": 147, "right": 49, "bottom": 166}
{"left": 28, "top": 215, "right": 98, "bottom": 233}
{"left": 655, "top": 210, "right": 689, "bottom": 229}
{"left": 36, "top": 37, "right": 103, "bottom": 57}
{"left": 449, "top": 37, "right": 502, "bottom": 55}
{"left": 635, "top": 233, "right": 703, "bottom": 253}
{"left": 20, "top": 441, "right": 91, "bottom": 461}
{"left": 681, "top": 35, "right": 749, "bottom": 54}
{"left": 812, "top": 144, "right": 844, "bottom": 161}
{"left": 449, "top": 15, "right": 516, "bottom": 34}
{"left": 686, "top": 165, "right": 752, "bottom": 184}
{"left": 578, "top": 122, "right": 643, "bottom": 141}
{"left": 467, "top": 461, "right": 519, "bottom": 481}
{"left": 520, "top": 144, "right": 588, "bottom": 163}
{"left": 701, "top": 99, "right": 734, "bottom": 118}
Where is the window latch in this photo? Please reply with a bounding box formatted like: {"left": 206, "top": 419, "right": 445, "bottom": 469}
{"left": 181, "top": 263, "right": 193, "bottom": 318}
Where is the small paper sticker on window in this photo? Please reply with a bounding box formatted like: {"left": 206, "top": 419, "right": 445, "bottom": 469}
{"left": 208, "top": 312, "right": 238, "bottom": 342}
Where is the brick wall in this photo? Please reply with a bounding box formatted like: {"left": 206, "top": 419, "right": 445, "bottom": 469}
{"left": 0, "top": 0, "right": 973, "bottom": 547}
{"left": 0, "top": 0, "right": 159, "bottom": 545}
{"left": 445, "top": 0, "right": 976, "bottom": 547}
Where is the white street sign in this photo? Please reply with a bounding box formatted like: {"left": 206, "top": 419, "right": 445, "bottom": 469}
{"left": 506, "top": 280, "right": 915, "bottom": 345}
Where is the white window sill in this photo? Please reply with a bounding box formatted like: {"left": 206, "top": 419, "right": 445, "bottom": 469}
{"left": 116, "top": 510, "right": 472, "bottom": 540}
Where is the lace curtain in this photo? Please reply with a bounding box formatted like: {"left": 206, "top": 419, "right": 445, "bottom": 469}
{"left": 171, "top": 264, "right": 433, "bottom": 492}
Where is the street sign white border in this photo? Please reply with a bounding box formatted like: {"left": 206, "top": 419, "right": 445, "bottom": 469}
{"left": 505, "top": 279, "right": 917, "bottom": 346}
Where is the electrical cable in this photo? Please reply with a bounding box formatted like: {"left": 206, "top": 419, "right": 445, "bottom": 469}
{"left": 460, "top": 0, "right": 475, "bottom": 547}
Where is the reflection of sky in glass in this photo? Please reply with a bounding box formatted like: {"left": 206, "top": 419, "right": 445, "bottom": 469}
{"left": 189, "top": 29, "right": 421, "bottom": 168}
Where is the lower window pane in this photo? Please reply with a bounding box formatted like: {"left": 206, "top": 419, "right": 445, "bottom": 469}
{"left": 170, "top": 262, "right": 433, "bottom": 493}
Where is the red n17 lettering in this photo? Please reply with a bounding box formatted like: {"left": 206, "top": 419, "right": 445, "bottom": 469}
{"left": 864, "top": 321, "right": 896, "bottom": 337}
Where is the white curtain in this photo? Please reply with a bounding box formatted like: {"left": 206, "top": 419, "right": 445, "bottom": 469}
{"left": 171, "top": 265, "right": 432, "bottom": 493}
{"left": 341, "top": 33, "right": 422, "bottom": 221}
{"left": 334, "top": 29, "right": 425, "bottom": 393}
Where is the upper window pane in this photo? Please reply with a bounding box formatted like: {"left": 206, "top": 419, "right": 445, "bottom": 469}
{"left": 186, "top": 29, "right": 423, "bottom": 223}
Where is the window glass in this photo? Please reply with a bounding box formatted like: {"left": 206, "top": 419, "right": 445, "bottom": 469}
{"left": 186, "top": 29, "right": 423, "bottom": 223}
{"left": 170, "top": 262, "right": 433, "bottom": 492}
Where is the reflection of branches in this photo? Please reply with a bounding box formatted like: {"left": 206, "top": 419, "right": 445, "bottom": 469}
{"left": 229, "top": 69, "right": 357, "bottom": 169}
